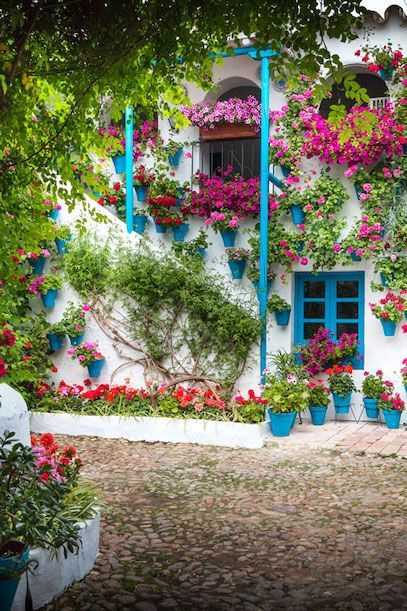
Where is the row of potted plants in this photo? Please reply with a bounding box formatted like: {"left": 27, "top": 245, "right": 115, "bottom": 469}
{"left": 47, "top": 303, "right": 90, "bottom": 351}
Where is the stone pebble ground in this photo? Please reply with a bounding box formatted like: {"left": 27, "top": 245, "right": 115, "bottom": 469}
{"left": 44, "top": 436, "right": 407, "bottom": 611}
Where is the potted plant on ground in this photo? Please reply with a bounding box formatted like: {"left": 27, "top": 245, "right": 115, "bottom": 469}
{"left": 378, "top": 391, "right": 405, "bottom": 429}
{"left": 68, "top": 341, "right": 105, "bottom": 377}
{"left": 47, "top": 320, "right": 66, "bottom": 352}
{"left": 55, "top": 225, "right": 72, "bottom": 254}
{"left": 268, "top": 295, "right": 291, "bottom": 326}
{"left": 133, "top": 165, "right": 155, "bottom": 202}
{"left": 61, "top": 302, "right": 89, "bottom": 346}
{"left": 225, "top": 247, "right": 250, "bottom": 280}
{"left": 361, "top": 370, "right": 387, "bottom": 418}
{"left": 262, "top": 374, "right": 309, "bottom": 437}
{"left": 327, "top": 364, "right": 356, "bottom": 413}
{"left": 308, "top": 380, "right": 330, "bottom": 425}
{"left": 369, "top": 292, "right": 406, "bottom": 336}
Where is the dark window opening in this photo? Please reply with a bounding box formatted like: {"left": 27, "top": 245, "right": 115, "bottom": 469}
{"left": 319, "top": 73, "right": 389, "bottom": 118}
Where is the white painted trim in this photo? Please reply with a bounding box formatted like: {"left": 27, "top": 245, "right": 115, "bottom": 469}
{"left": 13, "top": 514, "right": 100, "bottom": 611}
{"left": 30, "top": 412, "right": 267, "bottom": 449}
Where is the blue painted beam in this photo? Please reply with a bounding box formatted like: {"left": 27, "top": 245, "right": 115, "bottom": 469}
{"left": 211, "top": 46, "right": 279, "bottom": 59}
{"left": 269, "top": 171, "right": 284, "bottom": 190}
{"left": 125, "top": 106, "right": 134, "bottom": 234}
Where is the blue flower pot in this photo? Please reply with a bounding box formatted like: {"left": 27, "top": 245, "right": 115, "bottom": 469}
{"left": 172, "top": 223, "right": 189, "bottom": 242}
{"left": 228, "top": 259, "right": 247, "bottom": 280}
{"left": 290, "top": 204, "right": 305, "bottom": 225}
{"left": 380, "top": 273, "right": 389, "bottom": 287}
{"left": 41, "top": 289, "right": 58, "bottom": 308}
{"left": 47, "top": 209, "right": 59, "bottom": 220}
{"left": 220, "top": 229, "right": 237, "bottom": 248}
{"left": 309, "top": 405, "right": 327, "bottom": 426}
{"left": 362, "top": 397, "right": 379, "bottom": 419}
{"left": 112, "top": 154, "right": 126, "bottom": 173}
{"left": 69, "top": 333, "right": 84, "bottom": 346}
{"left": 0, "top": 547, "right": 29, "bottom": 611}
{"left": 280, "top": 166, "right": 291, "bottom": 177}
{"left": 268, "top": 409, "right": 295, "bottom": 437}
{"left": 354, "top": 183, "right": 361, "bottom": 200}
{"left": 55, "top": 235, "right": 72, "bottom": 254}
{"left": 175, "top": 188, "right": 185, "bottom": 207}
{"left": 87, "top": 358, "right": 105, "bottom": 378}
{"left": 167, "top": 147, "right": 183, "bottom": 167}
{"left": 29, "top": 257, "right": 46, "bottom": 275}
{"left": 47, "top": 332, "right": 64, "bottom": 352}
{"left": 135, "top": 185, "right": 147, "bottom": 202}
{"left": 290, "top": 411, "right": 297, "bottom": 429}
{"left": 380, "top": 319, "right": 396, "bottom": 337}
{"left": 350, "top": 251, "right": 362, "bottom": 262}
{"left": 296, "top": 240, "right": 305, "bottom": 255}
{"left": 343, "top": 354, "right": 359, "bottom": 368}
{"left": 275, "top": 309, "right": 291, "bottom": 326}
{"left": 382, "top": 408, "right": 401, "bottom": 429}
{"left": 252, "top": 280, "right": 273, "bottom": 302}
{"left": 332, "top": 392, "right": 351, "bottom": 413}
{"left": 196, "top": 247, "right": 206, "bottom": 260}
{"left": 154, "top": 221, "right": 167, "bottom": 234}
{"left": 379, "top": 67, "right": 393, "bottom": 81}
{"left": 133, "top": 214, "right": 148, "bottom": 235}
{"left": 175, "top": 197, "right": 184, "bottom": 207}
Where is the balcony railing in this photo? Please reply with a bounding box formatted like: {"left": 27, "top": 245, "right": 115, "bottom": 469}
{"left": 369, "top": 96, "right": 390, "bottom": 109}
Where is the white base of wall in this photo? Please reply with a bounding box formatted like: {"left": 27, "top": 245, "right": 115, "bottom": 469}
{"left": 0, "top": 384, "right": 30, "bottom": 446}
{"left": 12, "top": 514, "right": 100, "bottom": 611}
{"left": 30, "top": 412, "right": 267, "bottom": 449}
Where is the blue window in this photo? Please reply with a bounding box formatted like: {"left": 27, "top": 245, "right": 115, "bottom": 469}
{"left": 294, "top": 272, "right": 365, "bottom": 368}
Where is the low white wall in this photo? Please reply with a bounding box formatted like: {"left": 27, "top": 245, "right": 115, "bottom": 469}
{"left": 13, "top": 514, "right": 100, "bottom": 611}
{"left": 0, "top": 384, "right": 30, "bottom": 446}
{"left": 30, "top": 411, "right": 267, "bottom": 449}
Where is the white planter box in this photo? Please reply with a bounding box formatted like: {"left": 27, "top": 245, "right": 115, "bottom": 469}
{"left": 13, "top": 514, "right": 100, "bottom": 611}
{"left": 30, "top": 412, "right": 267, "bottom": 449}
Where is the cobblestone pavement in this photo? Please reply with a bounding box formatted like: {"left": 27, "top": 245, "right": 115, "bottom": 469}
{"left": 45, "top": 436, "right": 407, "bottom": 611}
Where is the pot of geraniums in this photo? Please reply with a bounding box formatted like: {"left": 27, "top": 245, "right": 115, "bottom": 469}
{"left": 132, "top": 207, "right": 149, "bottom": 235}
{"left": 262, "top": 374, "right": 310, "bottom": 437}
{"left": 205, "top": 211, "right": 242, "bottom": 248}
{"left": 226, "top": 247, "right": 250, "bottom": 280}
{"left": 308, "top": 379, "right": 331, "bottom": 425}
{"left": 0, "top": 432, "right": 82, "bottom": 611}
{"left": 166, "top": 139, "right": 183, "bottom": 167}
{"left": 327, "top": 364, "right": 356, "bottom": 413}
{"left": 378, "top": 391, "right": 405, "bottom": 429}
{"left": 68, "top": 341, "right": 105, "bottom": 377}
{"left": 171, "top": 216, "right": 190, "bottom": 243}
{"left": 62, "top": 302, "right": 90, "bottom": 346}
{"left": 361, "top": 370, "right": 386, "bottom": 418}
{"left": 47, "top": 320, "right": 66, "bottom": 352}
{"left": 268, "top": 295, "right": 291, "bottom": 326}
{"left": 133, "top": 165, "right": 155, "bottom": 202}
{"left": 55, "top": 224, "right": 72, "bottom": 254}
{"left": 26, "top": 248, "right": 51, "bottom": 275}
{"left": 369, "top": 292, "right": 406, "bottom": 336}
{"left": 402, "top": 359, "right": 407, "bottom": 395}
{"left": 359, "top": 41, "right": 405, "bottom": 81}
{"left": 30, "top": 269, "right": 64, "bottom": 309}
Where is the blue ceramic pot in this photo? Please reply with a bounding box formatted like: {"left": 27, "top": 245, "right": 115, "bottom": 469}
{"left": 280, "top": 166, "right": 291, "bottom": 177}
{"left": 382, "top": 408, "right": 401, "bottom": 429}
{"left": 332, "top": 391, "right": 351, "bottom": 413}
{"left": 112, "top": 154, "right": 126, "bottom": 173}
{"left": 354, "top": 183, "right": 361, "bottom": 200}
{"left": 41, "top": 289, "right": 58, "bottom": 308}
{"left": 135, "top": 185, "right": 147, "bottom": 202}
{"left": 290, "top": 411, "right": 297, "bottom": 429}
{"left": 69, "top": 333, "right": 84, "bottom": 346}
{"left": 47, "top": 332, "right": 64, "bottom": 352}
{"left": 379, "top": 67, "right": 393, "bottom": 81}
{"left": 309, "top": 405, "right": 327, "bottom": 426}
{"left": 87, "top": 358, "right": 105, "bottom": 378}
{"left": 0, "top": 547, "right": 29, "bottom": 611}
{"left": 220, "top": 229, "right": 237, "bottom": 248}
{"left": 167, "top": 147, "right": 183, "bottom": 167}
{"left": 228, "top": 259, "right": 247, "bottom": 280}
{"left": 55, "top": 235, "right": 72, "bottom": 254}
{"left": 380, "top": 319, "right": 396, "bottom": 337}
{"left": 362, "top": 397, "right": 379, "bottom": 419}
{"left": 154, "top": 220, "right": 167, "bottom": 234}
{"left": 172, "top": 223, "right": 189, "bottom": 242}
{"left": 196, "top": 247, "right": 206, "bottom": 260}
{"left": 47, "top": 209, "right": 59, "bottom": 220}
{"left": 29, "top": 257, "right": 46, "bottom": 275}
{"left": 275, "top": 309, "right": 291, "bottom": 326}
{"left": 133, "top": 214, "right": 148, "bottom": 235}
{"left": 380, "top": 273, "right": 389, "bottom": 287}
{"left": 268, "top": 409, "right": 295, "bottom": 437}
{"left": 350, "top": 251, "right": 362, "bottom": 262}
{"left": 290, "top": 204, "right": 305, "bottom": 225}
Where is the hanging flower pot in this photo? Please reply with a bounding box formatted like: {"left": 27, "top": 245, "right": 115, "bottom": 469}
{"left": 362, "top": 397, "right": 379, "bottom": 419}
{"left": 55, "top": 236, "right": 72, "bottom": 254}
{"left": 267, "top": 409, "right": 295, "bottom": 437}
{"left": 154, "top": 220, "right": 167, "bottom": 234}
{"left": 48, "top": 208, "right": 60, "bottom": 220}
{"left": 275, "top": 309, "right": 291, "bottom": 326}
{"left": 133, "top": 214, "right": 148, "bottom": 235}
{"left": 29, "top": 257, "right": 46, "bottom": 275}
{"left": 354, "top": 183, "right": 361, "bottom": 200}
{"left": 196, "top": 247, "right": 206, "bottom": 260}
{"left": 87, "top": 358, "right": 105, "bottom": 378}
{"left": 112, "top": 154, "right": 126, "bottom": 174}
{"left": 309, "top": 405, "right": 328, "bottom": 426}
{"left": 379, "top": 67, "right": 394, "bottom": 81}
{"left": 68, "top": 333, "right": 85, "bottom": 347}
{"left": 47, "top": 332, "right": 64, "bottom": 352}
{"left": 172, "top": 223, "right": 189, "bottom": 242}
{"left": 332, "top": 392, "right": 352, "bottom": 414}
{"left": 0, "top": 542, "right": 29, "bottom": 611}
{"left": 350, "top": 251, "right": 362, "bottom": 262}
{"left": 228, "top": 259, "right": 247, "bottom": 280}
{"left": 380, "top": 319, "right": 396, "bottom": 336}
{"left": 220, "top": 229, "right": 237, "bottom": 248}
{"left": 382, "top": 408, "right": 401, "bottom": 429}
{"left": 380, "top": 273, "right": 389, "bottom": 287}
{"left": 135, "top": 185, "right": 147, "bottom": 202}
{"left": 280, "top": 166, "right": 292, "bottom": 177}
{"left": 167, "top": 147, "right": 183, "bottom": 167}
{"left": 41, "top": 289, "right": 58, "bottom": 309}
{"left": 290, "top": 205, "right": 305, "bottom": 225}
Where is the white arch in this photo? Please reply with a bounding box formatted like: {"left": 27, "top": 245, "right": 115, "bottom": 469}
{"left": 203, "top": 76, "right": 260, "bottom": 103}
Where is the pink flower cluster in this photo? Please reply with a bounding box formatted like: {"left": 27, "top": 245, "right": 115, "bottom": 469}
{"left": 98, "top": 120, "right": 158, "bottom": 161}
{"left": 370, "top": 292, "right": 406, "bottom": 322}
{"left": 279, "top": 240, "right": 308, "bottom": 266}
{"left": 181, "top": 96, "right": 261, "bottom": 130}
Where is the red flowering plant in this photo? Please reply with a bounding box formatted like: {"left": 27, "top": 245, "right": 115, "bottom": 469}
{"left": 369, "top": 292, "right": 406, "bottom": 324}
{"left": 307, "top": 379, "right": 330, "bottom": 407}
{"left": 378, "top": 391, "right": 405, "bottom": 412}
{"left": 97, "top": 181, "right": 125, "bottom": 208}
{"left": 133, "top": 165, "right": 155, "bottom": 188}
{"left": 361, "top": 370, "right": 388, "bottom": 400}
{"left": 0, "top": 322, "right": 44, "bottom": 384}
{"left": 357, "top": 42, "right": 406, "bottom": 80}
{"left": 233, "top": 389, "right": 268, "bottom": 423}
{"left": 30, "top": 432, "right": 82, "bottom": 485}
{"left": 67, "top": 341, "right": 104, "bottom": 366}
{"left": 326, "top": 364, "right": 356, "bottom": 398}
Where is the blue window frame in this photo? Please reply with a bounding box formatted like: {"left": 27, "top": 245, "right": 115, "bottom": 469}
{"left": 294, "top": 272, "right": 365, "bottom": 368}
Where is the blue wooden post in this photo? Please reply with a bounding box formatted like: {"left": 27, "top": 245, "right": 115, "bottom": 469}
{"left": 125, "top": 106, "right": 134, "bottom": 233}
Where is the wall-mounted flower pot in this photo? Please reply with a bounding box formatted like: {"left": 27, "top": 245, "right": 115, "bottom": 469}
{"left": 252, "top": 280, "right": 273, "bottom": 302}
{"left": 112, "top": 154, "right": 126, "bottom": 174}
{"left": 87, "top": 358, "right": 105, "bottom": 378}
{"left": 47, "top": 209, "right": 59, "bottom": 220}
{"left": 380, "top": 273, "right": 389, "bottom": 287}
{"left": 167, "top": 147, "right": 183, "bottom": 167}
{"left": 172, "top": 223, "right": 189, "bottom": 242}
{"left": 55, "top": 236, "right": 72, "bottom": 254}
{"left": 228, "top": 259, "right": 247, "bottom": 280}
{"left": 200, "top": 124, "right": 258, "bottom": 140}
{"left": 175, "top": 196, "right": 184, "bottom": 207}
{"left": 0, "top": 543, "right": 29, "bottom": 611}
{"left": 354, "top": 183, "right": 361, "bottom": 200}
{"left": 362, "top": 397, "right": 379, "bottom": 419}
{"left": 47, "top": 332, "right": 64, "bottom": 352}
{"left": 275, "top": 309, "right": 291, "bottom": 326}
{"left": 196, "top": 247, "right": 206, "bottom": 260}
{"left": 309, "top": 405, "right": 327, "bottom": 426}
{"left": 379, "top": 67, "right": 393, "bottom": 81}
{"left": 41, "top": 289, "right": 58, "bottom": 309}
{"left": 382, "top": 408, "right": 401, "bottom": 429}
{"left": 29, "top": 257, "right": 46, "bottom": 275}
{"left": 290, "top": 204, "right": 305, "bottom": 225}
{"left": 220, "top": 229, "right": 237, "bottom": 248}
{"left": 69, "top": 333, "right": 84, "bottom": 347}
{"left": 267, "top": 409, "right": 294, "bottom": 437}
{"left": 281, "top": 166, "right": 292, "bottom": 178}
{"left": 154, "top": 220, "right": 167, "bottom": 234}
{"left": 133, "top": 214, "right": 148, "bottom": 235}
{"left": 380, "top": 319, "right": 396, "bottom": 336}
{"left": 350, "top": 251, "right": 362, "bottom": 262}
{"left": 135, "top": 185, "right": 147, "bottom": 202}
{"left": 332, "top": 392, "right": 351, "bottom": 414}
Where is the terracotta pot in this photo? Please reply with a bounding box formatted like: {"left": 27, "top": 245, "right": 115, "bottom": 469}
{"left": 200, "top": 124, "right": 259, "bottom": 141}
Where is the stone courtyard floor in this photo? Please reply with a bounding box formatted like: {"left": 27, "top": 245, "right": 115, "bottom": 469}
{"left": 44, "top": 430, "right": 406, "bottom": 611}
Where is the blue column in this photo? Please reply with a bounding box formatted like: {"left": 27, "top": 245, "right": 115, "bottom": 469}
{"left": 125, "top": 106, "right": 134, "bottom": 233}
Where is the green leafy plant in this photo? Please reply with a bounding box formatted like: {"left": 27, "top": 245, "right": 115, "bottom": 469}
{"left": 268, "top": 295, "right": 291, "bottom": 313}
{"left": 327, "top": 365, "right": 356, "bottom": 397}
{"left": 361, "top": 371, "right": 386, "bottom": 399}
{"left": 61, "top": 302, "right": 89, "bottom": 337}
{"left": 307, "top": 380, "right": 330, "bottom": 407}
{"left": 225, "top": 247, "right": 250, "bottom": 261}
{"left": 262, "top": 376, "right": 310, "bottom": 413}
